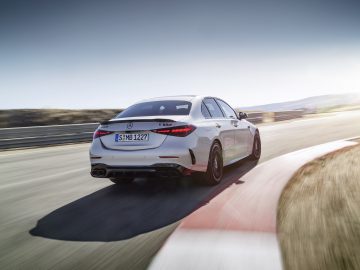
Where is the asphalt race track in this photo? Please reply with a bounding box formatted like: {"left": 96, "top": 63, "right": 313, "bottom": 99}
{"left": 1, "top": 111, "right": 360, "bottom": 270}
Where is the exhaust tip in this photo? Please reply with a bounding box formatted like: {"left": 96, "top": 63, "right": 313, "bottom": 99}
{"left": 91, "top": 168, "right": 107, "bottom": 178}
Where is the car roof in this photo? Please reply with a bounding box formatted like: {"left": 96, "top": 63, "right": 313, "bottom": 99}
{"left": 137, "top": 95, "right": 229, "bottom": 102}
{"left": 137, "top": 95, "right": 201, "bottom": 103}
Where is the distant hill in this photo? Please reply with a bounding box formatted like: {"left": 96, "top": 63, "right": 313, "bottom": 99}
{"left": 240, "top": 93, "right": 360, "bottom": 112}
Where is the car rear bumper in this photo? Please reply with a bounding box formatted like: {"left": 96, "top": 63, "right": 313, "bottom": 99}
{"left": 91, "top": 163, "right": 194, "bottom": 178}
{"left": 89, "top": 136, "right": 209, "bottom": 172}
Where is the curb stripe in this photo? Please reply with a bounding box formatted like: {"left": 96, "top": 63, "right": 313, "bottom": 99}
{"left": 149, "top": 140, "right": 357, "bottom": 270}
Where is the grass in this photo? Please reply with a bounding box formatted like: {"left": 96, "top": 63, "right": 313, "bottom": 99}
{"left": 277, "top": 144, "right": 360, "bottom": 270}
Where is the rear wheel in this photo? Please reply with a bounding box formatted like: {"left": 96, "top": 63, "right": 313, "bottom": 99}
{"left": 200, "top": 141, "right": 223, "bottom": 185}
{"left": 109, "top": 177, "right": 134, "bottom": 185}
{"left": 250, "top": 130, "right": 261, "bottom": 160}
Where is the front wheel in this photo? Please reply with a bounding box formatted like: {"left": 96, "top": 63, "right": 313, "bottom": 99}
{"left": 200, "top": 141, "right": 223, "bottom": 185}
{"left": 250, "top": 130, "right": 261, "bottom": 160}
{"left": 109, "top": 177, "right": 134, "bottom": 185}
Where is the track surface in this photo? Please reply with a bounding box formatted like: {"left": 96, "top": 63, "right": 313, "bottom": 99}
{"left": 1, "top": 111, "right": 360, "bottom": 270}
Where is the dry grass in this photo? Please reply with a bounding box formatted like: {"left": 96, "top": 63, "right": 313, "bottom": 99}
{"left": 277, "top": 144, "right": 360, "bottom": 270}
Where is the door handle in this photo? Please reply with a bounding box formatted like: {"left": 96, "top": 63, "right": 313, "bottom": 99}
{"left": 216, "top": 123, "right": 222, "bottom": 128}
{"left": 231, "top": 120, "right": 238, "bottom": 127}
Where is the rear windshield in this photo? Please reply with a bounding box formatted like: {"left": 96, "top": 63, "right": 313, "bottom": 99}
{"left": 117, "top": 100, "right": 192, "bottom": 118}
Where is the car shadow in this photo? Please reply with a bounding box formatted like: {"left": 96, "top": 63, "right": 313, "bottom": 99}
{"left": 30, "top": 159, "right": 258, "bottom": 242}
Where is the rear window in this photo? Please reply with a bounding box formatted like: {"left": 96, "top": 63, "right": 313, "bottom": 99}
{"left": 117, "top": 100, "right": 192, "bottom": 118}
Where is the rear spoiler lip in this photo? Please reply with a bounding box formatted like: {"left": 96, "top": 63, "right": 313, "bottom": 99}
{"left": 100, "top": 118, "right": 176, "bottom": 125}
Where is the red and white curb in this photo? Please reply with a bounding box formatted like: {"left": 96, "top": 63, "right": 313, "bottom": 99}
{"left": 149, "top": 140, "right": 358, "bottom": 270}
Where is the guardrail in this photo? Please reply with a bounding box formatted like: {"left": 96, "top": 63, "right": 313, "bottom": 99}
{"left": 0, "top": 110, "right": 305, "bottom": 150}
{"left": 273, "top": 110, "right": 304, "bottom": 121}
{"left": 246, "top": 110, "right": 305, "bottom": 124}
{"left": 0, "top": 123, "right": 99, "bottom": 150}
{"left": 246, "top": 112, "right": 264, "bottom": 124}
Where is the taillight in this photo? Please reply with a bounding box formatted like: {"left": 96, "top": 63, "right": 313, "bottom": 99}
{"left": 93, "top": 129, "right": 114, "bottom": 139}
{"left": 151, "top": 125, "right": 196, "bottom": 137}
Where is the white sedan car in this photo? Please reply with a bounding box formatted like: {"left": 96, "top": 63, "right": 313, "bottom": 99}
{"left": 90, "top": 95, "right": 261, "bottom": 185}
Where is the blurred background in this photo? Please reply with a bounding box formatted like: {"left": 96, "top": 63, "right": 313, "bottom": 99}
{"left": 1, "top": 0, "right": 360, "bottom": 114}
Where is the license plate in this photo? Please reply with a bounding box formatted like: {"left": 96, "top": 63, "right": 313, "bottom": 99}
{"left": 115, "top": 133, "right": 149, "bottom": 142}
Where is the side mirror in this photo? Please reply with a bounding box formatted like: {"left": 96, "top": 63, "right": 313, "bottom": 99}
{"left": 238, "top": 112, "right": 248, "bottom": 120}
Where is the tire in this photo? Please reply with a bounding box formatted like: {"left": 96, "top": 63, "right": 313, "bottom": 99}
{"left": 109, "top": 177, "right": 134, "bottom": 185}
{"left": 200, "top": 141, "right": 224, "bottom": 185}
{"left": 250, "top": 130, "right": 261, "bottom": 160}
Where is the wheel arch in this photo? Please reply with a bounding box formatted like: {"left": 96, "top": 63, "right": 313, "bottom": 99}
{"left": 213, "top": 138, "right": 222, "bottom": 149}
{"left": 206, "top": 139, "right": 223, "bottom": 170}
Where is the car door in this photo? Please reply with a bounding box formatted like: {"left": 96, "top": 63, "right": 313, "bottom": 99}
{"left": 237, "top": 118, "right": 252, "bottom": 157}
{"left": 216, "top": 99, "right": 250, "bottom": 160}
{"left": 203, "top": 98, "right": 235, "bottom": 164}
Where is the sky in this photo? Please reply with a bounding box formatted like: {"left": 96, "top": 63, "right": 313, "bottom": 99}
{"left": 1, "top": 0, "right": 360, "bottom": 109}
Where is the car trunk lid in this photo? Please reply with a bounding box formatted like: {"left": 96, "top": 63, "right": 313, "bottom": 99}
{"left": 99, "top": 116, "right": 188, "bottom": 151}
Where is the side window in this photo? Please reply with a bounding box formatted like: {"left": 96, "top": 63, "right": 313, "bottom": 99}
{"left": 216, "top": 99, "right": 237, "bottom": 119}
{"left": 203, "top": 98, "right": 224, "bottom": 118}
{"left": 201, "top": 102, "right": 212, "bottom": 119}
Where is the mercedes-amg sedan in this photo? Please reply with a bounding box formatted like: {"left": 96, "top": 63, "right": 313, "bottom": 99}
{"left": 90, "top": 95, "right": 261, "bottom": 185}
